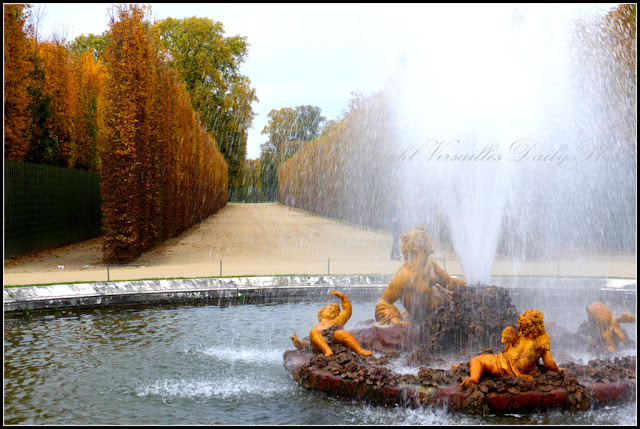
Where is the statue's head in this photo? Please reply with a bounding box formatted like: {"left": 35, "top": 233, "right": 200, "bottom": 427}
{"left": 517, "top": 309, "right": 546, "bottom": 339}
{"left": 401, "top": 225, "right": 435, "bottom": 261}
{"left": 586, "top": 302, "right": 613, "bottom": 328}
{"left": 501, "top": 326, "right": 519, "bottom": 345}
{"left": 318, "top": 303, "right": 340, "bottom": 321}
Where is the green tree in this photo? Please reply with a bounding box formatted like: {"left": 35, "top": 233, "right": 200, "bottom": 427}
{"left": 153, "top": 16, "right": 257, "bottom": 185}
{"left": 68, "top": 33, "right": 110, "bottom": 60}
{"left": 259, "top": 105, "right": 325, "bottom": 188}
{"left": 258, "top": 141, "right": 278, "bottom": 191}
{"left": 261, "top": 105, "right": 325, "bottom": 152}
{"left": 25, "top": 43, "right": 55, "bottom": 165}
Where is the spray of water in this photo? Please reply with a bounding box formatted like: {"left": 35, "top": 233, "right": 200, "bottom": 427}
{"left": 388, "top": 5, "right": 636, "bottom": 284}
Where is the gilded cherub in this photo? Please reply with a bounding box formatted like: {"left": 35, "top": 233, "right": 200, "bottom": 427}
{"left": 375, "top": 225, "right": 467, "bottom": 325}
{"left": 460, "top": 309, "right": 562, "bottom": 388}
{"left": 450, "top": 326, "right": 520, "bottom": 372}
{"left": 291, "top": 290, "right": 374, "bottom": 357}
{"left": 586, "top": 302, "right": 636, "bottom": 352}
{"left": 501, "top": 326, "right": 519, "bottom": 353}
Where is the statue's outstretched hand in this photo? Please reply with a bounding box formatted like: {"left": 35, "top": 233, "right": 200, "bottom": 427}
{"left": 377, "top": 311, "right": 410, "bottom": 326}
{"left": 617, "top": 312, "right": 635, "bottom": 324}
{"left": 431, "top": 284, "right": 453, "bottom": 308}
{"left": 291, "top": 334, "right": 304, "bottom": 349}
{"left": 377, "top": 312, "right": 393, "bottom": 325}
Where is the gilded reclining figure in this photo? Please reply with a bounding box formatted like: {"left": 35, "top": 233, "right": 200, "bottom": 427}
{"left": 460, "top": 309, "right": 562, "bottom": 387}
{"left": 375, "top": 225, "right": 467, "bottom": 325}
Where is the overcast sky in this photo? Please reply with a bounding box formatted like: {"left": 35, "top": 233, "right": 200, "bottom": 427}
{"left": 33, "top": 3, "right": 615, "bottom": 159}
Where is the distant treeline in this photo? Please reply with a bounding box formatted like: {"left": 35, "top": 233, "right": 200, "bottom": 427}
{"left": 278, "top": 91, "right": 397, "bottom": 230}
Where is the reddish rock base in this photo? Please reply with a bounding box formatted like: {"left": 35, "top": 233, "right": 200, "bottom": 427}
{"left": 283, "top": 349, "right": 636, "bottom": 415}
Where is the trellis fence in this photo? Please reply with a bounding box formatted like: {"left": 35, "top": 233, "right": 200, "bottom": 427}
{"left": 4, "top": 160, "right": 102, "bottom": 258}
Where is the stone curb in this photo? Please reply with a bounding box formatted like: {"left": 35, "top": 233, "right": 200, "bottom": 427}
{"left": 4, "top": 275, "right": 635, "bottom": 314}
{"left": 3, "top": 275, "right": 393, "bottom": 313}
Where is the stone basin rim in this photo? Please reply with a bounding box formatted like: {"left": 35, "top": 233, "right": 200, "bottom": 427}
{"left": 3, "top": 275, "right": 636, "bottom": 314}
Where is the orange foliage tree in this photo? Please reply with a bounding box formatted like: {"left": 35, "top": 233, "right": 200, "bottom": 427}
{"left": 571, "top": 4, "right": 636, "bottom": 155}
{"left": 5, "top": 4, "right": 106, "bottom": 171}
{"left": 101, "top": 4, "right": 227, "bottom": 263}
{"left": 4, "top": 4, "right": 33, "bottom": 161}
{"left": 32, "top": 40, "right": 78, "bottom": 167}
{"left": 72, "top": 50, "right": 106, "bottom": 171}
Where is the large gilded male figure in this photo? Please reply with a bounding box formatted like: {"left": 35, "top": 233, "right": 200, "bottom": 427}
{"left": 375, "top": 225, "right": 467, "bottom": 325}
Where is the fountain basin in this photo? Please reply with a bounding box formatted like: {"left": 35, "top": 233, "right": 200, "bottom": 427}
{"left": 283, "top": 348, "right": 636, "bottom": 415}
{"left": 4, "top": 280, "right": 635, "bottom": 425}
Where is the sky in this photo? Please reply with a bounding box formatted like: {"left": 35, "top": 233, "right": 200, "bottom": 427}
{"left": 31, "top": 3, "right": 616, "bottom": 159}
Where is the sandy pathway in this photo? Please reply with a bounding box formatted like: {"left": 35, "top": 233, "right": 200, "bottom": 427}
{"left": 3, "top": 203, "right": 636, "bottom": 286}
{"left": 3, "top": 204, "right": 404, "bottom": 286}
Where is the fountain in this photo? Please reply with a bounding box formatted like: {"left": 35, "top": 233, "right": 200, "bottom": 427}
{"left": 282, "top": 229, "right": 636, "bottom": 415}
{"left": 389, "top": 5, "right": 636, "bottom": 281}
{"left": 283, "top": 4, "right": 636, "bottom": 416}
{"left": 5, "top": 295, "right": 634, "bottom": 424}
{"left": 3, "top": 3, "right": 635, "bottom": 425}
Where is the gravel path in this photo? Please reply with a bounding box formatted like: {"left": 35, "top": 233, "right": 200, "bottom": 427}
{"left": 3, "top": 203, "right": 636, "bottom": 286}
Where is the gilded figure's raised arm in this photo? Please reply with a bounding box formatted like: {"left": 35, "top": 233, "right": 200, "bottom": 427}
{"left": 433, "top": 261, "right": 466, "bottom": 290}
{"left": 375, "top": 273, "right": 408, "bottom": 325}
{"left": 331, "top": 290, "right": 352, "bottom": 327}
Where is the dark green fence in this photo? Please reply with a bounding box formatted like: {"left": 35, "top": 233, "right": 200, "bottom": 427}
{"left": 228, "top": 186, "right": 278, "bottom": 203}
{"left": 4, "top": 160, "right": 102, "bottom": 258}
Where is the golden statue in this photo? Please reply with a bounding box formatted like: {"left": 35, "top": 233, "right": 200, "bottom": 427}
{"left": 291, "top": 290, "right": 374, "bottom": 357}
{"left": 375, "top": 225, "right": 467, "bottom": 325}
{"left": 586, "top": 302, "right": 635, "bottom": 352}
{"left": 460, "top": 309, "right": 562, "bottom": 388}
{"left": 450, "top": 326, "right": 519, "bottom": 372}
{"left": 500, "top": 326, "right": 519, "bottom": 352}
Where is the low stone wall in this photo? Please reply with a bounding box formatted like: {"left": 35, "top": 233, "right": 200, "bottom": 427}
{"left": 3, "top": 275, "right": 391, "bottom": 314}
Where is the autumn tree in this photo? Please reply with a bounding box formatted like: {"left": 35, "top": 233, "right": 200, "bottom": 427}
{"left": 73, "top": 50, "right": 106, "bottom": 171}
{"left": 27, "top": 40, "right": 80, "bottom": 167}
{"left": 241, "top": 158, "right": 261, "bottom": 189}
{"left": 101, "top": 4, "right": 155, "bottom": 261}
{"left": 4, "top": 4, "right": 33, "bottom": 161}
{"left": 569, "top": 3, "right": 636, "bottom": 251}
{"left": 154, "top": 16, "right": 258, "bottom": 186}
{"left": 277, "top": 93, "right": 396, "bottom": 228}
{"left": 101, "top": 4, "right": 227, "bottom": 263}
{"left": 572, "top": 4, "right": 636, "bottom": 153}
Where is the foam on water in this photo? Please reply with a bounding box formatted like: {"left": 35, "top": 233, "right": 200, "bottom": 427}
{"left": 200, "top": 346, "right": 284, "bottom": 365}
{"left": 136, "top": 376, "right": 293, "bottom": 399}
{"left": 345, "top": 401, "right": 476, "bottom": 425}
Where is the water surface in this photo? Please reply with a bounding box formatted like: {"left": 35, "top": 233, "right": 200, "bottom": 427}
{"left": 3, "top": 286, "right": 636, "bottom": 425}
